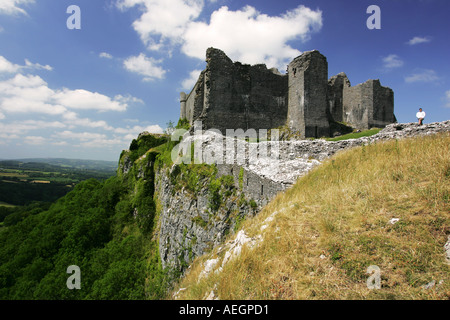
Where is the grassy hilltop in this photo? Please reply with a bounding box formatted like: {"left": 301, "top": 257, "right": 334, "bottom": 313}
{"left": 173, "top": 132, "right": 450, "bottom": 300}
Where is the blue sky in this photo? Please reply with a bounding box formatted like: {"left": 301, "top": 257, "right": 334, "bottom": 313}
{"left": 0, "top": 0, "right": 449, "bottom": 161}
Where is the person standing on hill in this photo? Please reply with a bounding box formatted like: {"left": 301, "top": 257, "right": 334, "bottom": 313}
{"left": 416, "top": 108, "right": 426, "bottom": 125}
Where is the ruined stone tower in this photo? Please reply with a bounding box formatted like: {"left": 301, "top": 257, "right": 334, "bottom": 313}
{"left": 179, "top": 92, "right": 187, "bottom": 120}
{"left": 343, "top": 79, "right": 395, "bottom": 130}
{"left": 327, "top": 72, "right": 351, "bottom": 123}
{"left": 287, "top": 50, "right": 330, "bottom": 138}
{"left": 180, "top": 47, "right": 395, "bottom": 137}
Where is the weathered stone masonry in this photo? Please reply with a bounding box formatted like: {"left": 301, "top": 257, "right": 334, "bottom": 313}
{"left": 180, "top": 48, "right": 396, "bottom": 138}
{"left": 287, "top": 50, "right": 329, "bottom": 138}
{"left": 342, "top": 79, "right": 395, "bottom": 130}
{"left": 182, "top": 48, "right": 288, "bottom": 133}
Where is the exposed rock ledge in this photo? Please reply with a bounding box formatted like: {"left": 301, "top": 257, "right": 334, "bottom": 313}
{"left": 180, "top": 120, "right": 450, "bottom": 186}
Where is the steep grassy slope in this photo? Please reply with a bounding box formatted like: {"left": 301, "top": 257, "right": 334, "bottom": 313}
{"left": 173, "top": 132, "right": 450, "bottom": 300}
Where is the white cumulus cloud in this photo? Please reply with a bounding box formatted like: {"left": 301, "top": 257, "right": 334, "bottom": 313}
{"left": 0, "top": 55, "right": 162, "bottom": 156}
{"left": 0, "top": 56, "right": 22, "bottom": 73}
{"left": 0, "top": 74, "right": 66, "bottom": 115}
{"left": 0, "top": 69, "right": 134, "bottom": 117}
{"left": 117, "top": 1, "right": 323, "bottom": 71}
{"left": 53, "top": 130, "right": 128, "bottom": 149}
{"left": 61, "top": 113, "right": 114, "bottom": 131}
{"left": 405, "top": 69, "right": 440, "bottom": 83}
{"left": 0, "top": 0, "right": 34, "bottom": 15}
{"left": 182, "top": 5, "right": 322, "bottom": 70}
{"left": 0, "top": 120, "right": 66, "bottom": 136}
{"left": 99, "top": 52, "right": 113, "bottom": 59}
{"left": 382, "top": 54, "right": 404, "bottom": 70}
{"left": 117, "top": 0, "right": 204, "bottom": 50}
{"left": 24, "top": 136, "right": 46, "bottom": 145}
{"left": 407, "top": 36, "right": 431, "bottom": 45}
{"left": 181, "top": 69, "right": 202, "bottom": 91}
{"left": 0, "top": 55, "right": 52, "bottom": 73}
{"left": 24, "top": 59, "right": 53, "bottom": 71}
{"left": 53, "top": 89, "right": 128, "bottom": 112}
{"left": 123, "top": 53, "right": 166, "bottom": 81}
{"left": 57, "top": 131, "right": 107, "bottom": 141}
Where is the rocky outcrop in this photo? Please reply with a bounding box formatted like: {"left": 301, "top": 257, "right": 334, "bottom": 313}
{"left": 171, "top": 120, "right": 449, "bottom": 299}
{"left": 155, "top": 164, "right": 259, "bottom": 270}
{"left": 252, "top": 120, "right": 449, "bottom": 184}
{"left": 176, "top": 120, "right": 450, "bottom": 186}
{"left": 120, "top": 120, "right": 449, "bottom": 274}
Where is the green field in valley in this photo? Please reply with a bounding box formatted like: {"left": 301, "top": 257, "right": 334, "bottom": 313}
{"left": 0, "top": 158, "right": 117, "bottom": 206}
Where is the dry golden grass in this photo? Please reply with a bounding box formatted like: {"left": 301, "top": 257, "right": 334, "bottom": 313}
{"left": 172, "top": 133, "right": 450, "bottom": 300}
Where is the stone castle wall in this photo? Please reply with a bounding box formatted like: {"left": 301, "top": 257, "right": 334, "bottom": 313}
{"left": 180, "top": 48, "right": 395, "bottom": 137}
{"left": 182, "top": 71, "right": 206, "bottom": 124}
{"left": 180, "top": 48, "right": 288, "bottom": 133}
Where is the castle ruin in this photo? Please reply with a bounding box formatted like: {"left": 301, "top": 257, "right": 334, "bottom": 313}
{"left": 180, "top": 48, "right": 395, "bottom": 138}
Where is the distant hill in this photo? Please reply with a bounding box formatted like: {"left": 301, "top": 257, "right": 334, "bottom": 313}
{"left": 0, "top": 158, "right": 118, "bottom": 206}
{"left": 0, "top": 158, "right": 117, "bottom": 172}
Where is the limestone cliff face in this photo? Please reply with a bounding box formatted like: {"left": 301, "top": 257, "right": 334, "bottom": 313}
{"left": 118, "top": 121, "right": 450, "bottom": 274}
{"left": 117, "top": 134, "right": 274, "bottom": 272}
{"left": 155, "top": 165, "right": 257, "bottom": 270}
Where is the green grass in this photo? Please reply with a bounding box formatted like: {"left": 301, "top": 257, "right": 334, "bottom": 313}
{"left": 325, "top": 128, "right": 381, "bottom": 141}
{"left": 0, "top": 171, "right": 28, "bottom": 178}
{"left": 0, "top": 202, "right": 16, "bottom": 208}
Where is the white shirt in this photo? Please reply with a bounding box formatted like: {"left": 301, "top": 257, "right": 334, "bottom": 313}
{"left": 416, "top": 111, "right": 426, "bottom": 119}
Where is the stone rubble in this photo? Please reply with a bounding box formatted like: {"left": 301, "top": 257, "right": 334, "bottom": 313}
{"left": 389, "top": 218, "right": 400, "bottom": 225}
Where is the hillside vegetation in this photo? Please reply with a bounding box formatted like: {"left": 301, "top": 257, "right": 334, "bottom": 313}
{"left": 173, "top": 132, "right": 450, "bottom": 300}
{"left": 0, "top": 121, "right": 191, "bottom": 300}
{"left": 0, "top": 145, "right": 170, "bottom": 300}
